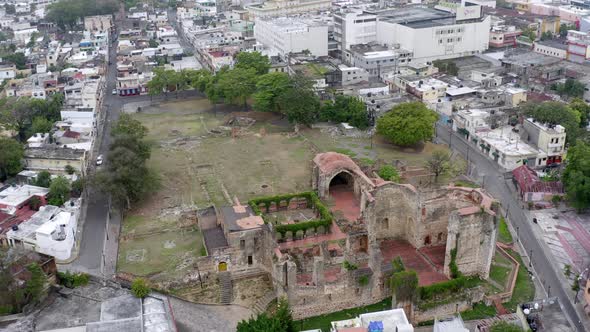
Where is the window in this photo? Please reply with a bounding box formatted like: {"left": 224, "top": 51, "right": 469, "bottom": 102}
{"left": 247, "top": 256, "right": 253, "bottom": 265}
{"left": 240, "top": 239, "right": 245, "bottom": 249}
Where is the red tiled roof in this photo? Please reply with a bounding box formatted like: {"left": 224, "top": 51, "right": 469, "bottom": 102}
{"left": 63, "top": 130, "right": 81, "bottom": 138}
{"left": 512, "top": 165, "right": 563, "bottom": 194}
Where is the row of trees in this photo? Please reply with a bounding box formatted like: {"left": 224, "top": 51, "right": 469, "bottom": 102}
{"left": 147, "top": 52, "right": 370, "bottom": 128}
{"left": 94, "top": 114, "right": 158, "bottom": 209}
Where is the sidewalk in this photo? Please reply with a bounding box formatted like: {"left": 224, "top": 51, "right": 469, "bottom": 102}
{"left": 102, "top": 208, "right": 121, "bottom": 277}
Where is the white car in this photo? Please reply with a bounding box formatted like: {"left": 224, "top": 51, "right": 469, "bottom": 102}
{"left": 96, "top": 155, "right": 104, "bottom": 166}
{"left": 112, "top": 88, "right": 118, "bottom": 95}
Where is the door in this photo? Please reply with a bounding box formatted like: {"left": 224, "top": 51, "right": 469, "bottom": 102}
{"left": 218, "top": 262, "right": 227, "bottom": 272}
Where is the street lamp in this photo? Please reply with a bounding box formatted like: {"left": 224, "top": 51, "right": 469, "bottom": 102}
{"left": 529, "top": 249, "right": 533, "bottom": 268}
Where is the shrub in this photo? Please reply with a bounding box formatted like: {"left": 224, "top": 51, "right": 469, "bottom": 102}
{"left": 64, "top": 165, "right": 76, "bottom": 175}
{"left": 28, "top": 196, "right": 42, "bottom": 211}
{"left": 392, "top": 256, "right": 405, "bottom": 273}
{"left": 343, "top": 260, "right": 358, "bottom": 271}
{"left": 378, "top": 165, "right": 400, "bottom": 182}
{"left": 57, "top": 271, "right": 90, "bottom": 288}
{"left": 358, "top": 275, "right": 369, "bottom": 286}
{"left": 449, "top": 248, "right": 462, "bottom": 279}
{"left": 131, "top": 278, "right": 150, "bottom": 298}
{"left": 418, "top": 276, "right": 481, "bottom": 301}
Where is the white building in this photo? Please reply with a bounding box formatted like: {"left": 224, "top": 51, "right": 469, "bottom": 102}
{"left": 14, "top": 27, "right": 38, "bottom": 45}
{"left": 6, "top": 201, "right": 80, "bottom": 261}
{"left": 0, "top": 185, "right": 49, "bottom": 215}
{"left": 331, "top": 309, "right": 414, "bottom": 332}
{"left": 333, "top": 9, "right": 378, "bottom": 52}
{"left": 339, "top": 65, "right": 370, "bottom": 86}
{"left": 476, "top": 126, "right": 541, "bottom": 171}
{"left": 254, "top": 17, "right": 328, "bottom": 56}
{"left": 245, "top": 0, "right": 331, "bottom": 19}
{"left": 375, "top": 6, "right": 490, "bottom": 62}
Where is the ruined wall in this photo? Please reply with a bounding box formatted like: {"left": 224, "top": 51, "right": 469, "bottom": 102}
{"left": 363, "top": 184, "right": 421, "bottom": 247}
{"left": 444, "top": 212, "right": 497, "bottom": 278}
{"left": 412, "top": 287, "right": 485, "bottom": 323}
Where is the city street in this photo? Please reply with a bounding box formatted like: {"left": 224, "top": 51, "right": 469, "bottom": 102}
{"left": 436, "top": 122, "right": 589, "bottom": 332}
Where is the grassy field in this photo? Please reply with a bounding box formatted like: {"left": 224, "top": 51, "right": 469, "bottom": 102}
{"left": 498, "top": 217, "right": 514, "bottom": 244}
{"left": 489, "top": 264, "right": 511, "bottom": 288}
{"left": 503, "top": 249, "right": 536, "bottom": 311}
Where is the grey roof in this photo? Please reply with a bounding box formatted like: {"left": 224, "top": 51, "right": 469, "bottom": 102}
{"left": 220, "top": 205, "right": 256, "bottom": 232}
{"left": 25, "top": 146, "right": 85, "bottom": 160}
{"left": 378, "top": 7, "right": 454, "bottom": 25}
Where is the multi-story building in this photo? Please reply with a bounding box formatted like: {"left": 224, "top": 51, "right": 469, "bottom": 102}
{"left": 567, "top": 30, "right": 590, "bottom": 63}
{"left": 344, "top": 43, "right": 412, "bottom": 78}
{"left": 254, "top": 17, "right": 329, "bottom": 56}
{"left": 245, "top": 0, "right": 331, "bottom": 19}
{"left": 522, "top": 118, "right": 566, "bottom": 167}
{"left": 489, "top": 25, "right": 521, "bottom": 48}
{"left": 375, "top": 6, "right": 491, "bottom": 62}
{"left": 84, "top": 15, "right": 113, "bottom": 34}
{"left": 333, "top": 9, "right": 378, "bottom": 53}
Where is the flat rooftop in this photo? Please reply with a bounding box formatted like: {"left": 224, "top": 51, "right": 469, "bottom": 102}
{"left": 0, "top": 185, "right": 49, "bottom": 208}
{"left": 377, "top": 7, "right": 453, "bottom": 24}
{"left": 6, "top": 205, "right": 60, "bottom": 241}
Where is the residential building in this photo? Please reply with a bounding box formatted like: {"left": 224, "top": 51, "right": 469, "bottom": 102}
{"left": 333, "top": 9, "right": 378, "bottom": 53}
{"left": 84, "top": 15, "right": 113, "bottom": 34}
{"left": 0, "top": 184, "right": 48, "bottom": 216}
{"left": 6, "top": 202, "right": 79, "bottom": 260}
{"left": 245, "top": 0, "right": 331, "bottom": 19}
{"left": 339, "top": 65, "right": 370, "bottom": 86}
{"left": 567, "top": 30, "right": 590, "bottom": 63}
{"left": 522, "top": 119, "right": 566, "bottom": 167}
{"left": 512, "top": 165, "right": 564, "bottom": 204}
{"left": 375, "top": 6, "right": 491, "bottom": 62}
{"left": 24, "top": 146, "right": 87, "bottom": 175}
{"left": 489, "top": 25, "right": 521, "bottom": 48}
{"left": 254, "top": 17, "right": 329, "bottom": 56}
{"left": 344, "top": 43, "right": 412, "bottom": 78}
{"left": 0, "top": 65, "right": 16, "bottom": 82}
{"left": 533, "top": 40, "right": 568, "bottom": 59}
{"left": 14, "top": 27, "right": 38, "bottom": 45}
{"left": 406, "top": 77, "right": 450, "bottom": 102}
{"left": 453, "top": 108, "right": 492, "bottom": 137}
{"left": 476, "top": 126, "right": 541, "bottom": 170}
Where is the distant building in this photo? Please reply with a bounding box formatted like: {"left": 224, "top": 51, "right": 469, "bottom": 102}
{"left": 245, "top": 0, "right": 331, "bottom": 19}
{"left": 533, "top": 40, "right": 568, "bottom": 59}
{"left": 24, "top": 146, "right": 87, "bottom": 175}
{"left": 254, "top": 17, "right": 329, "bottom": 56}
{"left": 489, "top": 26, "right": 521, "bottom": 48}
{"left": 344, "top": 43, "right": 412, "bottom": 78}
{"left": 333, "top": 9, "right": 378, "bottom": 53}
{"left": 330, "top": 308, "right": 414, "bottom": 332}
{"left": 522, "top": 118, "right": 566, "bottom": 167}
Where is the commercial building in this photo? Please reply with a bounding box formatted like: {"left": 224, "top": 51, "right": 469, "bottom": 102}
{"left": 522, "top": 119, "right": 566, "bottom": 167}
{"left": 245, "top": 0, "right": 331, "bottom": 19}
{"left": 375, "top": 6, "right": 491, "bottom": 62}
{"left": 533, "top": 40, "right": 568, "bottom": 59}
{"left": 254, "top": 17, "right": 329, "bottom": 56}
{"left": 333, "top": 9, "right": 378, "bottom": 52}
{"left": 344, "top": 43, "right": 412, "bottom": 78}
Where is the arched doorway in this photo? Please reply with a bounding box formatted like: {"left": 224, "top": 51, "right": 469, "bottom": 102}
{"left": 329, "top": 172, "right": 354, "bottom": 193}
{"left": 218, "top": 262, "right": 227, "bottom": 272}
{"left": 328, "top": 171, "right": 360, "bottom": 221}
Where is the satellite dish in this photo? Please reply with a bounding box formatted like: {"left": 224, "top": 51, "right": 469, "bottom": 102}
{"left": 534, "top": 303, "right": 539, "bottom": 310}
{"left": 524, "top": 308, "right": 530, "bottom": 315}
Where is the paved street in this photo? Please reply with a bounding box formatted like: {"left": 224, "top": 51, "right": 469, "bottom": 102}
{"left": 436, "top": 122, "right": 589, "bottom": 332}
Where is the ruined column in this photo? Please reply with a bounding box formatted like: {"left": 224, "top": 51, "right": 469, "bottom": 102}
{"left": 312, "top": 256, "right": 325, "bottom": 287}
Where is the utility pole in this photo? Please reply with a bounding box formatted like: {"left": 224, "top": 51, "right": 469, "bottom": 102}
{"left": 529, "top": 249, "right": 533, "bottom": 268}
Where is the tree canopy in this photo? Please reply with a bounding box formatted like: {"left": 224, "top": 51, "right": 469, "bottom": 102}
{"left": 34, "top": 170, "right": 52, "bottom": 188}
{"left": 94, "top": 115, "right": 158, "bottom": 209}
{"left": 0, "top": 137, "right": 23, "bottom": 181}
{"left": 252, "top": 72, "right": 291, "bottom": 113}
{"left": 0, "top": 94, "right": 64, "bottom": 141}
{"left": 46, "top": 0, "right": 118, "bottom": 30}
{"left": 426, "top": 150, "right": 451, "bottom": 178}
{"left": 320, "top": 95, "right": 369, "bottom": 129}
{"left": 376, "top": 102, "right": 438, "bottom": 146}
{"left": 48, "top": 176, "right": 71, "bottom": 206}
{"left": 378, "top": 165, "right": 400, "bottom": 182}
{"left": 551, "top": 78, "right": 585, "bottom": 99}
{"left": 277, "top": 75, "right": 320, "bottom": 127}
{"left": 234, "top": 51, "right": 270, "bottom": 75}
{"left": 237, "top": 298, "right": 294, "bottom": 332}
{"left": 563, "top": 141, "right": 590, "bottom": 212}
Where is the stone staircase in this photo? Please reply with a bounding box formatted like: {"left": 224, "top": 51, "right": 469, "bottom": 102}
{"left": 252, "top": 291, "right": 277, "bottom": 314}
{"left": 219, "top": 271, "right": 233, "bottom": 304}
{"left": 231, "top": 268, "right": 267, "bottom": 282}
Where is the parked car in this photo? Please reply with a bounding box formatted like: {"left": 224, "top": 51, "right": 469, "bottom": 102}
{"left": 112, "top": 88, "right": 118, "bottom": 95}
{"left": 96, "top": 155, "right": 103, "bottom": 166}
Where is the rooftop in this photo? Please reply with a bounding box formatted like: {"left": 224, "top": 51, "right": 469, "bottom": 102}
{"left": 478, "top": 126, "right": 539, "bottom": 157}
{"left": 24, "top": 146, "right": 86, "bottom": 160}
{"left": 6, "top": 205, "right": 60, "bottom": 241}
{"left": 221, "top": 204, "right": 264, "bottom": 232}
{"left": 0, "top": 185, "right": 49, "bottom": 209}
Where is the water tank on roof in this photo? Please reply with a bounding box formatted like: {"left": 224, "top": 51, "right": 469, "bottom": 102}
{"left": 11, "top": 225, "right": 18, "bottom": 231}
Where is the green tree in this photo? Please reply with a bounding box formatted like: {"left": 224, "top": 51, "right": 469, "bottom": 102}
{"left": 71, "top": 178, "right": 84, "bottom": 197}
{"left": 148, "top": 39, "right": 159, "bottom": 48}
{"left": 376, "top": 102, "right": 438, "bottom": 147}
{"left": 234, "top": 51, "right": 270, "bottom": 75}
{"left": 48, "top": 176, "right": 70, "bottom": 206}
{"left": 237, "top": 298, "right": 294, "bottom": 332}
{"left": 560, "top": 23, "right": 577, "bottom": 37}
{"left": 570, "top": 98, "right": 590, "bottom": 128}
{"left": 552, "top": 79, "right": 586, "bottom": 99}
{"left": 3, "top": 53, "right": 26, "bottom": 70}
{"left": 112, "top": 113, "right": 148, "bottom": 140}
{"left": 0, "top": 137, "right": 23, "bottom": 180}
{"left": 25, "top": 263, "right": 47, "bottom": 303}
{"left": 29, "top": 117, "right": 53, "bottom": 136}
{"left": 541, "top": 31, "right": 553, "bottom": 40}
{"left": 489, "top": 321, "right": 523, "bottom": 332}
{"left": 34, "top": 170, "right": 52, "bottom": 188}
{"left": 433, "top": 60, "right": 459, "bottom": 76}
{"left": 378, "top": 165, "right": 401, "bottom": 182}
{"left": 524, "top": 101, "right": 581, "bottom": 144}
{"left": 218, "top": 68, "right": 258, "bottom": 109}
{"left": 252, "top": 72, "right": 291, "bottom": 113}
{"left": 28, "top": 196, "right": 42, "bottom": 211}
{"left": 131, "top": 278, "right": 150, "bottom": 298}
{"left": 277, "top": 77, "right": 320, "bottom": 128}
{"left": 64, "top": 164, "right": 76, "bottom": 175}
{"left": 426, "top": 150, "right": 451, "bottom": 178}
{"left": 562, "top": 141, "right": 590, "bottom": 211}
{"left": 521, "top": 27, "right": 537, "bottom": 41}
{"left": 320, "top": 95, "right": 369, "bottom": 129}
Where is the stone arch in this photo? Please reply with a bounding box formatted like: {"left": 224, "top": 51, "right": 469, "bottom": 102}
{"left": 328, "top": 171, "right": 355, "bottom": 193}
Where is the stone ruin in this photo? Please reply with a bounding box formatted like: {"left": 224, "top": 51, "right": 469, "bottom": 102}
{"left": 193, "top": 152, "right": 499, "bottom": 321}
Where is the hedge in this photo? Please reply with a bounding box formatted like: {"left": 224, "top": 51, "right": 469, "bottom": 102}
{"left": 248, "top": 192, "right": 333, "bottom": 237}
{"left": 418, "top": 276, "right": 481, "bottom": 301}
